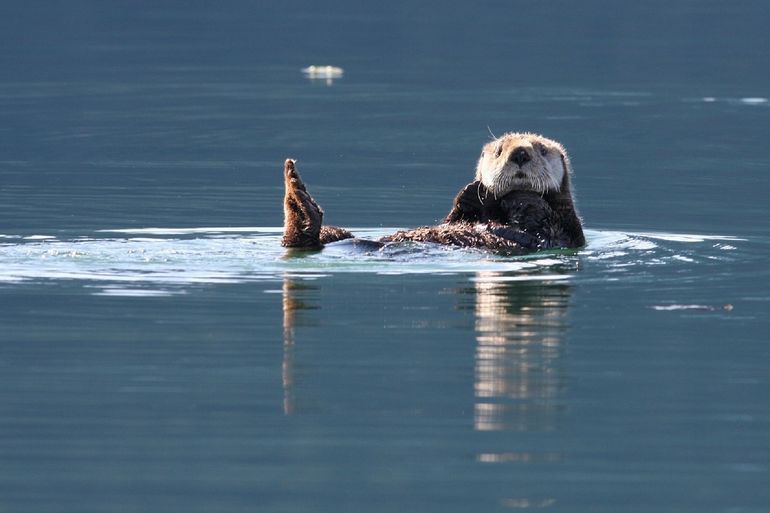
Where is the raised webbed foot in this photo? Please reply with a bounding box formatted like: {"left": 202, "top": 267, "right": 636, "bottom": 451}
{"left": 282, "top": 159, "right": 324, "bottom": 248}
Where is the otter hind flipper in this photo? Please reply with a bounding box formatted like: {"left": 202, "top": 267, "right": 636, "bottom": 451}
{"left": 282, "top": 159, "right": 354, "bottom": 249}
{"left": 282, "top": 159, "right": 323, "bottom": 248}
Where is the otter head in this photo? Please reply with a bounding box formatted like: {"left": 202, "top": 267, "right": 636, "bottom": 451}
{"left": 475, "top": 133, "right": 571, "bottom": 197}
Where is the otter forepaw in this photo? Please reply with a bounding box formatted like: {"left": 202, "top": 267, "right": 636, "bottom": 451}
{"left": 445, "top": 181, "right": 504, "bottom": 224}
{"left": 445, "top": 181, "right": 484, "bottom": 223}
{"left": 488, "top": 225, "right": 542, "bottom": 250}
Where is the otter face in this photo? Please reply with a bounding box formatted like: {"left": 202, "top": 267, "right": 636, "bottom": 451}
{"left": 475, "top": 133, "right": 569, "bottom": 197}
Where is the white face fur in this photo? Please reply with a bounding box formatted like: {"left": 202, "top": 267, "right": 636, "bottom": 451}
{"left": 475, "top": 132, "right": 570, "bottom": 197}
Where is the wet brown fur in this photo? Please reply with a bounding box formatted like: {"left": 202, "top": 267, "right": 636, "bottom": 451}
{"left": 281, "top": 133, "right": 584, "bottom": 253}
{"left": 379, "top": 223, "right": 528, "bottom": 254}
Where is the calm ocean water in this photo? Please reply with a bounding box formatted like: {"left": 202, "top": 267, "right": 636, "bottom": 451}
{"left": 1, "top": 1, "right": 769, "bottom": 512}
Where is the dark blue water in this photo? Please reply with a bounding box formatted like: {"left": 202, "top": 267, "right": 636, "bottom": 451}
{"left": 1, "top": 2, "right": 769, "bottom": 512}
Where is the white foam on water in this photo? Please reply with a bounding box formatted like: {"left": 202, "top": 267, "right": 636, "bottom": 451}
{"left": 23, "top": 235, "right": 58, "bottom": 240}
{"left": 633, "top": 231, "right": 746, "bottom": 242}
{"left": 652, "top": 304, "right": 716, "bottom": 311}
{"left": 695, "top": 96, "right": 768, "bottom": 106}
{"left": 471, "top": 274, "right": 573, "bottom": 283}
{"left": 102, "top": 226, "right": 282, "bottom": 235}
{"left": 93, "top": 288, "right": 188, "bottom": 297}
{"left": 0, "top": 227, "right": 743, "bottom": 290}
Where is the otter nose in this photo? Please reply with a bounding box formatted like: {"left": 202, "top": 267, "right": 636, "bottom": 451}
{"left": 510, "top": 147, "right": 531, "bottom": 167}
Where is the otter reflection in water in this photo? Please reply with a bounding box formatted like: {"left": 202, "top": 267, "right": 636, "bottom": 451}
{"left": 280, "top": 272, "right": 571, "bottom": 432}
{"left": 469, "top": 273, "right": 571, "bottom": 433}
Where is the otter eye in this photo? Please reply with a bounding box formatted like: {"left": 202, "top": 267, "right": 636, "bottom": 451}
{"left": 538, "top": 145, "right": 548, "bottom": 157}
{"left": 494, "top": 146, "right": 502, "bottom": 158}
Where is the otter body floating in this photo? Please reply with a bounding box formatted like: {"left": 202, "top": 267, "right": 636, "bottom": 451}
{"left": 281, "top": 133, "right": 585, "bottom": 254}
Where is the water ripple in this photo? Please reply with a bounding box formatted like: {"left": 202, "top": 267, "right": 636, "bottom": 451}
{"left": 0, "top": 227, "right": 749, "bottom": 296}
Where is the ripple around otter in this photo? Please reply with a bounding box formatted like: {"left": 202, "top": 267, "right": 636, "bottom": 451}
{"left": 0, "top": 227, "right": 747, "bottom": 296}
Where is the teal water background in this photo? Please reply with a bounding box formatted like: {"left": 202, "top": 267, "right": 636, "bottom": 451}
{"left": 1, "top": 1, "right": 769, "bottom": 512}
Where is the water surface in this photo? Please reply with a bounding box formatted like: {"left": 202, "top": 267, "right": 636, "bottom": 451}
{"left": 1, "top": 1, "right": 769, "bottom": 512}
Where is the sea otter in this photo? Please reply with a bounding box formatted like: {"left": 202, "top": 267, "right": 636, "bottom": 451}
{"left": 281, "top": 133, "right": 585, "bottom": 254}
